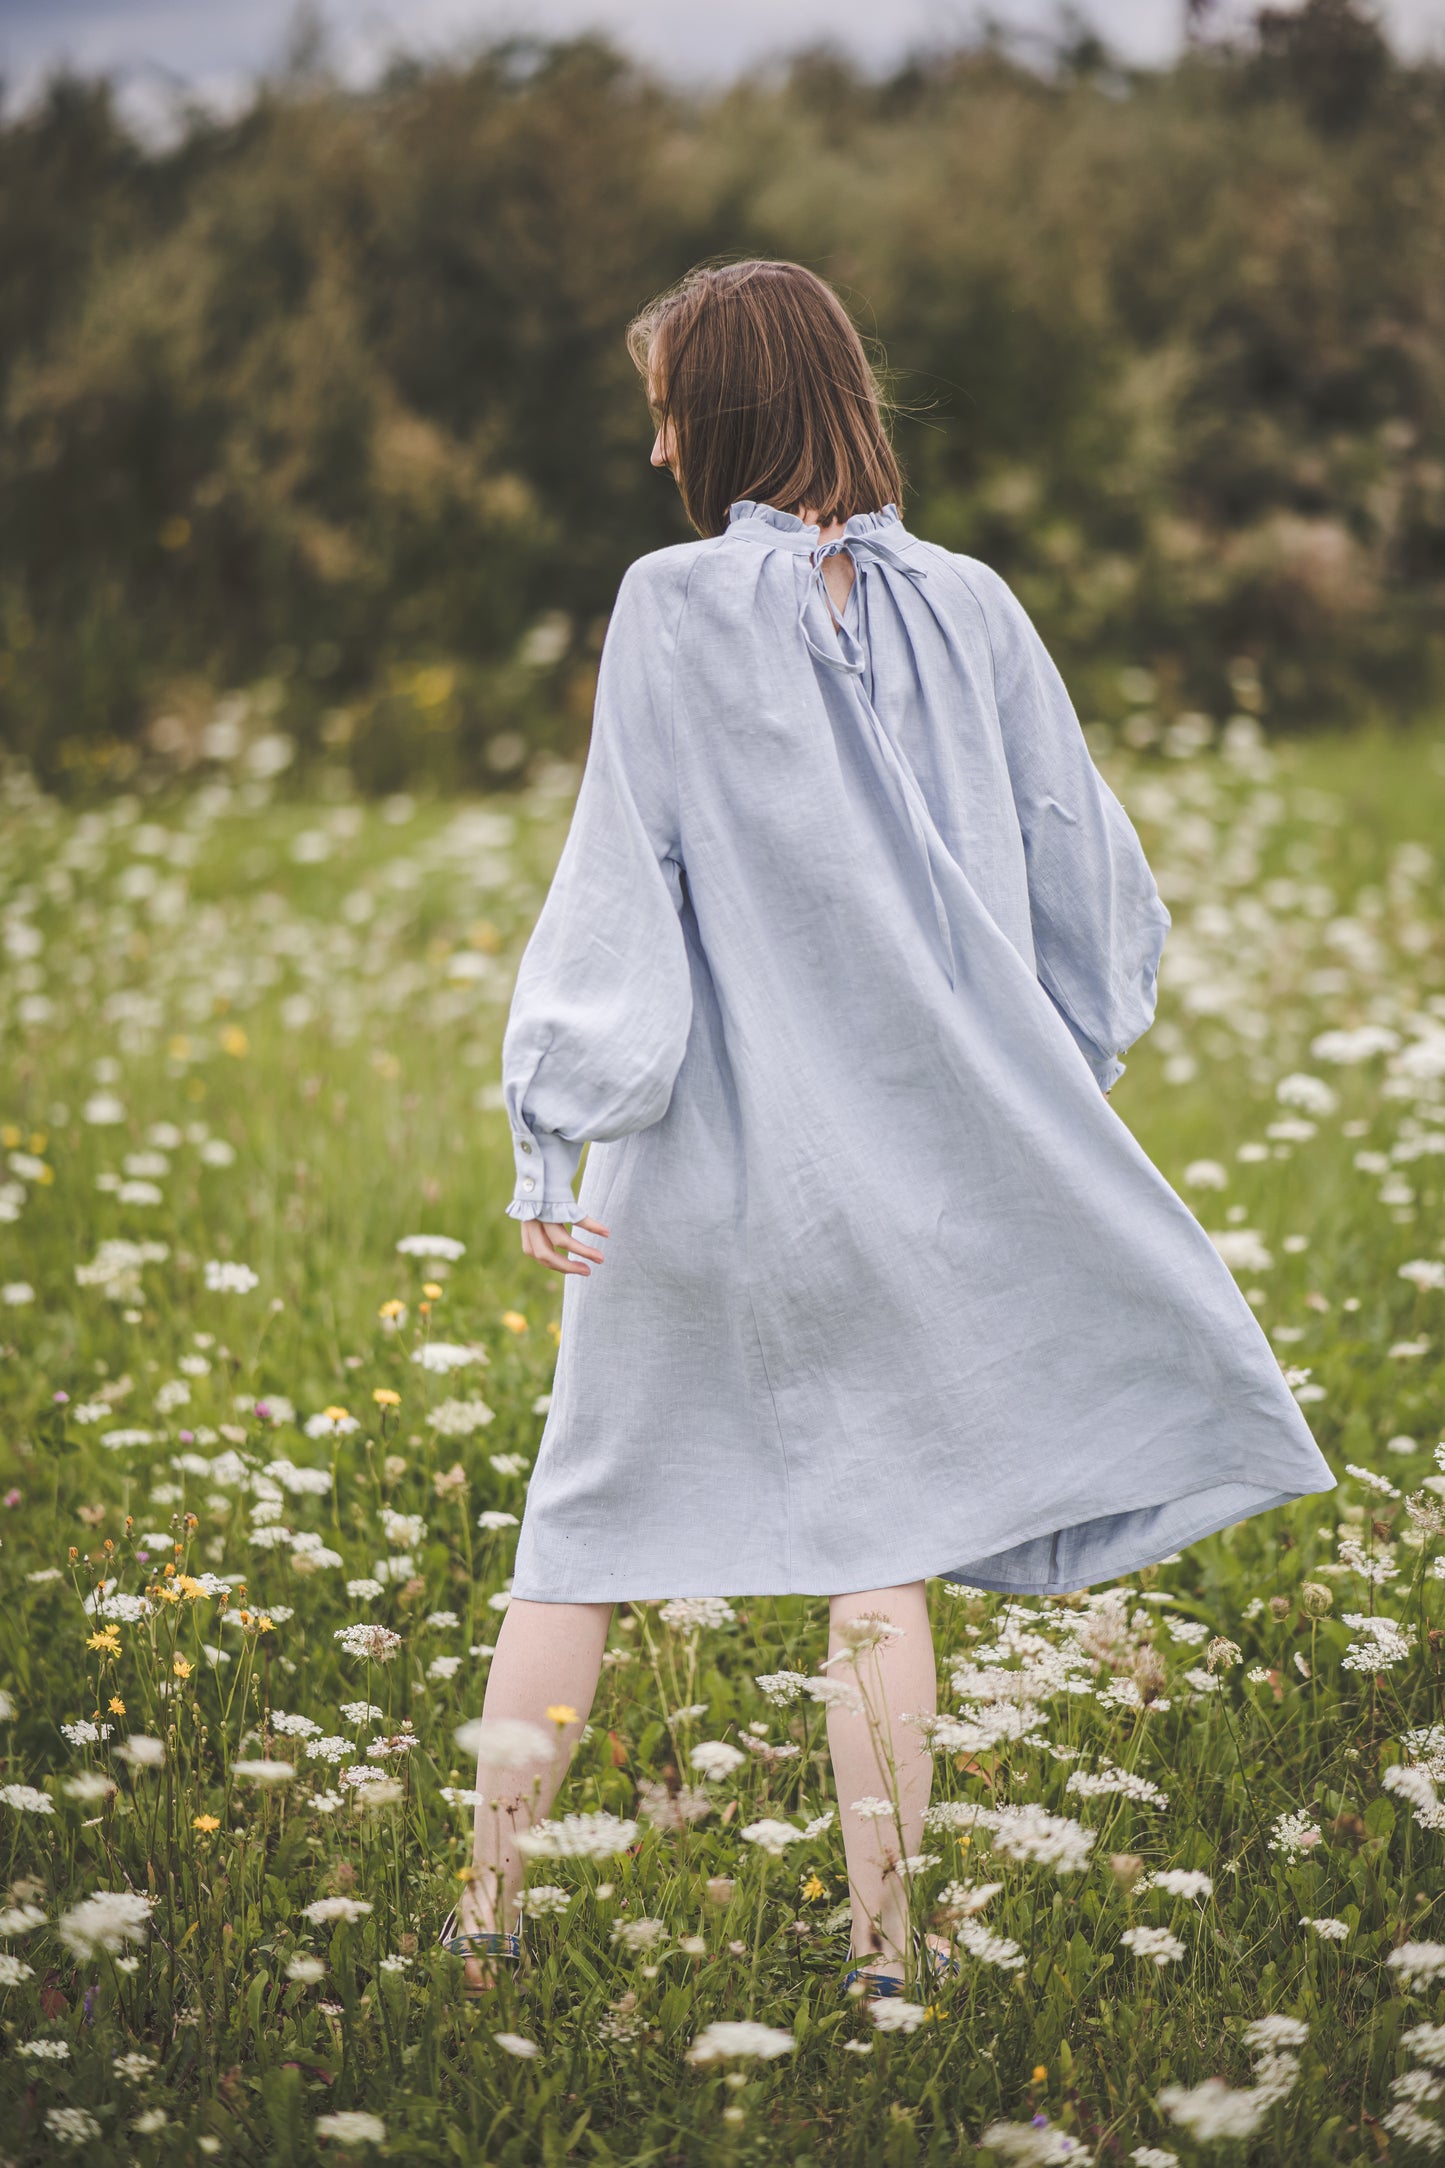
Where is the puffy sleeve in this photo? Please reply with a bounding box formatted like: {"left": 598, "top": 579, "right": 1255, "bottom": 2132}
{"left": 973, "top": 564, "right": 1172, "bottom": 1094}
{"left": 500, "top": 561, "right": 694, "bottom": 1221}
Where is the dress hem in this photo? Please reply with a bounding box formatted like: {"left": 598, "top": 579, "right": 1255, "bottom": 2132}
{"left": 506, "top": 1476, "right": 1333, "bottom": 1606}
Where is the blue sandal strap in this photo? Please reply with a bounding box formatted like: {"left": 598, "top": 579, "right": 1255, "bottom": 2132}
{"left": 842, "top": 1965, "right": 906, "bottom": 1995}
{"left": 443, "top": 1931, "right": 520, "bottom": 1959}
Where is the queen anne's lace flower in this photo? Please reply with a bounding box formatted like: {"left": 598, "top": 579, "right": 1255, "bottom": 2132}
{"left": 514, "top": 1812, "right": 639, "bottom": 1861}
{"left": 1120, "top": 1925, "right": 1186, "bottom": 1966}
{"left": 686, "top": 2020, "right": 796, "bottom": 2063}
{"left": 57, "top": 1891, "right": 153, "bottom": 1958}
{"left": 739, "top": 1818, "right": 809, "bottom": 1857}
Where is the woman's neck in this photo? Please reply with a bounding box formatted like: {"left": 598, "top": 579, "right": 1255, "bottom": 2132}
{"left": 794, "top": 503, "right": 848, "bottom": 546}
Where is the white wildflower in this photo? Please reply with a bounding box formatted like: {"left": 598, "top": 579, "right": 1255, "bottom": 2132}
{"left": 1120, "top": 1926, "right": 1186, "bottom": 1967}
{"left": 315, "top": 2111, "right": 387, "bottom": 2144}
{"left": 301, "top": 1897, "right": 373, "bottom": 1924}
{"left": 739, "top": 1818, "right": 809, "bottom": 1857}
{"left": 413, "top": 1341, "right": 485, "bottom": 1373}
{"left": 690, "top": 1740, "right": 746, "bottom": 1781}
{"left": 454, "top": 1716, "right": 554, "bottom": 1766}
{"left": 431, "top": 1398, "right": 496, "bottom": 1435}
{"left": 658, "top": 1597, "right": 736, "bottom": 1631}
{"left": 396, "top": 1234, "right": 466, "bottom": 1260}
{"left": 57, "top": 1890, "right": 153, "bottom": 1958}
{"left": 687, "top": 2020, "right": 797, "bottom": 2063}
{"left": 515, "top": 1812, "right": 639, "bottom": 1860}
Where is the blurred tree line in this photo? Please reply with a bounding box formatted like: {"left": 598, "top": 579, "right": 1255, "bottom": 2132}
{"left": 1, "top": 0, "right": 1442, "bottom": 792}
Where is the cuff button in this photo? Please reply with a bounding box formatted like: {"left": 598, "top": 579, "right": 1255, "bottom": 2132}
{"left": 521, "top": 1177, "right": 535, "bottom": 1192}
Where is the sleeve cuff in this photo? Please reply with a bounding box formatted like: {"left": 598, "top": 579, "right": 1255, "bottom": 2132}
{"left": 509, "top": 1121, "right": 583, "bottom": 1221}
{"left": 506, "top": 1191, "right": 581, "bottom": 1224}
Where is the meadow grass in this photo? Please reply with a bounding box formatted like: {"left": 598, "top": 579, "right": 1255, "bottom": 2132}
{"left": 1, "top": 713, "right": 1445, "bottom": 2165}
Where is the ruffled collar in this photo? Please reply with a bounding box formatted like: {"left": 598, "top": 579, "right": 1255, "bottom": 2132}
{"left": 725, "top": 499, "right": 904, "bottom": 551}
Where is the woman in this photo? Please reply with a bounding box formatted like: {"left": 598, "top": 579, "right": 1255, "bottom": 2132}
{"left": 445, "top": 259, "right": 1335, "bottom": 1996}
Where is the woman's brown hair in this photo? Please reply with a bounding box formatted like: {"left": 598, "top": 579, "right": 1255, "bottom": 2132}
{"left": 627, "top": 259, "right": 904, "bottom": 539}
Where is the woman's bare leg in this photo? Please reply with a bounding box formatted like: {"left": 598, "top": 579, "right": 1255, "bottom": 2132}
{"left": 462, "top": 1597, "right": 613, "bottom": 1970}
{"left": 824, "top": 1580, "right": 941, "bottom": 1981}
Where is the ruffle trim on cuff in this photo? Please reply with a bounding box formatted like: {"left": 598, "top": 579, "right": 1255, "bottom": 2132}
{"left": 505, "top": 1193, "right": 581, "bottom": 1224}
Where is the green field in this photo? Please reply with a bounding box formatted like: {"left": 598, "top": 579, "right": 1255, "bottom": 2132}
{"left": 2, "top": 712, "right": 1445, "bottom": 2165}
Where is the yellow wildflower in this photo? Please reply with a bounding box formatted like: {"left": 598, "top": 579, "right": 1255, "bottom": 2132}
{"left": 799, "top": 1873, "right": 828, "bottom": 1902}
{"left": 176, "top": 1575, "right": 206, "bottom": 1600}
{"left": 372, "top": 1388, "right": 400, "bottom": 1408}
{"left": 1032, "top": 2065, "right": 1048, "bottom": 2084}
{"left": 546, "top": 1704, "right": 578, "bottom": 1725}
{"left": 422, "top": 1281, "right": 443, "bottom": 1300}
{"left": 220, "top": 1024, "right": 249, "bottom": 1057}
{"left": 87, "top": 1626, "right": 121, "bottom": 1655}
{"left": 322, "top": 1404, "right": 349, "bottom": 1423}
{"left": 255, "top": 1615, "right": 275, "bottom": 1635}
{"left": 173, "top": 1655, "right": 192, "bottom": 1680}
{"left": 501, "top": 1310, "right": 528, "bottom": 1334}
{"left": 546, "top": 1320, "right": 561, "bottom": 1344}
{"left": 193, "top": 1815, "right": 220, "bottom": 1833}
{"left": 108, "top": 1697, "right": 126, "bottom": 1718}
{"left": 378, "top": 1299, "right": 406, "bottom": 1321}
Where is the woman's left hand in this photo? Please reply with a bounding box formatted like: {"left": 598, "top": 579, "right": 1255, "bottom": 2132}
{"left": 520, "top": 1214, "right": 610, "bottom": 1277}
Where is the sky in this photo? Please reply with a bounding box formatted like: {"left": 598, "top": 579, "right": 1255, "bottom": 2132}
{"left": 2, "top": 0, "right": 1442, "bottom": 131}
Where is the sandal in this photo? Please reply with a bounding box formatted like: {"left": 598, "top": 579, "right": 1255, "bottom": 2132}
{"left": 842, "top": 1963, "right": 908, "bottom": 1997}
{"left": 919, "top": 1933, "right": 961, "bottom": 1983}
{"left": 842, "top": 1932, "right": 959, "bottom": 1998}
{"left": 438, "top": 1905, "right": 522, "bottom": 1996}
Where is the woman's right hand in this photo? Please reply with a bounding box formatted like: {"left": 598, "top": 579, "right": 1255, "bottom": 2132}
{"left": 519, "top": 1215, "right": 610, "bottom": 1276}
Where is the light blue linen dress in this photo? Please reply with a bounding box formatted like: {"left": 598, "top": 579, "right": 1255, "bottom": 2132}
{"left": 499, "top": 498, "right": 1336, "bottom": 1601}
